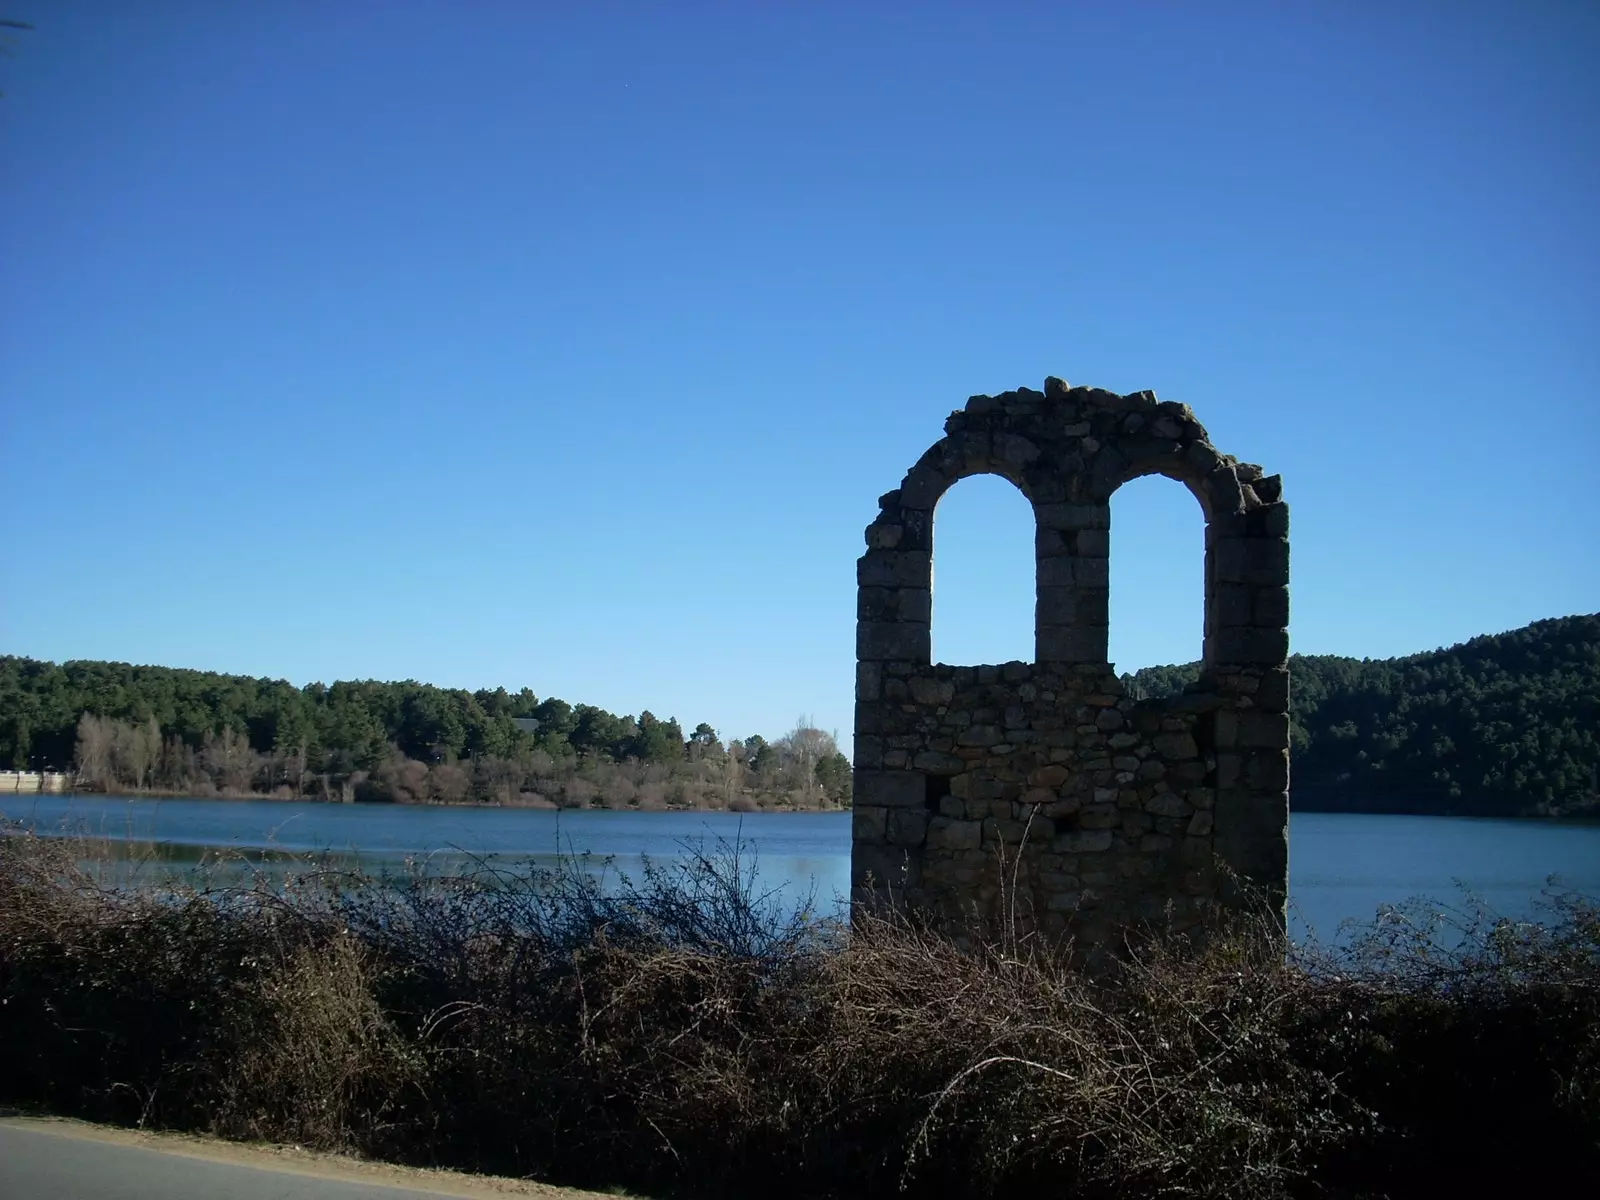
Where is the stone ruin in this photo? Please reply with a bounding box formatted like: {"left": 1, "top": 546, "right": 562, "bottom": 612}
{"left": 851, "top": 378, "right": 1290, "bottom": 950}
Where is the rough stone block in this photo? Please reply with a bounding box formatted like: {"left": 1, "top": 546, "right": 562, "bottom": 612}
{"left": 1244, "top": 751, "right": 1290, "bottom": 791}
{"left": 1216, "top": 754, "right": 1242, "bottom": 790}
{"left": 900, "top": 507, "right": 933, "bottom": 550}
{"left": 1054, "top": 829, "right": 1114, "bottom": 854}
{"left": 995, "top": 433, "right": 1040, "bottom": 466}
{"left": 1240, "top": 711, "right": 1289, "bottom": 748}
{"left": 1152, "top": 731, "right": 1199, "bottom": 759}
{"left": 898, "top": 589, "right": 932, "bottom": 624}
{"left": 852, "top": 844, "right": 921, "bottom": 890}
{"left": 926, "top": 816, "right": 982, "bottom": 851}
{"left": 857, "top": 551, "right": 932, "bottom": 589}
{"left": 1206, "top": 466, "right": 1244, "bottom": 514}
{"left": 853, "top": 806, "right": 888, "bottom": 843}
{"left": 1214, "top": 584, "right": 1253, "bottom": 628}
{"left": 983, "top": 817, "right": 1036, "bottom": 844}
{"left": 1213, "top": 788, "right": 1283, "bottom": 839}
{"left": 1087, "top": 449, "right": 1128, "bottom": 497}
{"left": 888, "top": 807, "right": 930, "bottom": 847}
{"left": 1256, "top": 667, "right": 1290, "bottom": 714}
{"left": 1035, "top": 503, "right": 1109, "bottom": 530}
{"left": 1036, "top": 584, "right": 1078, "bottom": 627}
{"left": 865, "top": 521, "right": 903, "bottom": 550}
{"left": 854, "top": 769, "right": 925, "bottom": 808}
{"left": 1262, "top": 502, "right": 1289, "bottom": 538}
{"left": 856, "top": 660, "right": 882, "bottom": 703}
{"left": 857, "top": 587, "right": 895, "bottom": 622}
{"left": 1035, "top": 528, "right": 1070, "bottom": 557}
{"left": 1253, "top": 585, "right": 1289, "bottom": 629}
{"left": 854, "top": 735, "right": 884, "bottom": 770}
{"left": 1214, "top": 537, "right": 1290, "bottom": 587}
{"left": 1074, "top": 587, "right": 1108, "bottom": 625}
{"left": 1119, "top": 440, "right": 1185, "bottom": 474}
{"left": 1038, "top": 555, "right": 1076, "bottom": 586}
{"left": 1037, "top": 625, "right": 1109, "bottom": 664}
{"left": 857, "top": 621, "right": 930, "bottom": 662}
{"left": 1074, "top": 556, "right": 1109, "bottom": 588}
{"left": 1185, "top": 442, "right": 1221, "bottom": 474}
{"left": 1212, "top": 828, "right": 1287, "bottom": 892}
{"left": 1210, "top": 626, "right": 1289, "bottom": 665}
{"left": 943, "top": 432, "right": 993, "bottom": 474}
{"left": 855, "top": 700, "right": 883, "bottom": 737}
{"left": 899, "top": 462, "right": 951, "bottom": 508}
{"left": 1144, "top": 793, "right": 1192, "bottom": 818}
{"left": 1214, "top": 709, "right": 1238, "bottom": 749}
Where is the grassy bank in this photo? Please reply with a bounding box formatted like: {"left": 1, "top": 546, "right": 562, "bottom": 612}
{"left": 1, "top": 830, "right": 1595, "bottom": 1198}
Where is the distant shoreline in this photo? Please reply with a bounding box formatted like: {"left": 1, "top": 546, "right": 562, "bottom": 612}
{"left": 10, "top": 787, "right": 1597, "bottom": 823}
{"left": 14, "top": 787, "right": 849, "bottom": 815}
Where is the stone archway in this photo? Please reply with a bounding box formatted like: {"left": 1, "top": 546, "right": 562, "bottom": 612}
{"left": 852, "top": 378, "right": 1290, "bottom": 948}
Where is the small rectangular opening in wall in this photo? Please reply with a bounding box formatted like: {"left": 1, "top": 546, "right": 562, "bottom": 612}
{"left": 924, "top": 772, "right": 952, "bottom": 812}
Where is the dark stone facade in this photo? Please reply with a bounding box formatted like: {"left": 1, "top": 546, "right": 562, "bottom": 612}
{"left": 852, "top": 379, "right": 1290, "bottom": 948}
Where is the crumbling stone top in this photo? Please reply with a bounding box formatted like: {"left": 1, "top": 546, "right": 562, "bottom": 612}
{"left": 858, "top": 378, "right": 1290, "bottom": 670}
{"left": 870, "top": 378, "right": 1282, "bottom": 534}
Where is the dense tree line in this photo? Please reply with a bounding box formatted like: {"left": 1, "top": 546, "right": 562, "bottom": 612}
{"left": 1122, "top": 613, "right": 1600, "bottom": 818}
{"left": 0, "top": 658, "right": 850, "bottom": 810}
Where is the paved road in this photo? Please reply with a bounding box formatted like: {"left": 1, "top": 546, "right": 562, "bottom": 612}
{"left": 0, "top": 1120, "right": 605, "bottom": 1200}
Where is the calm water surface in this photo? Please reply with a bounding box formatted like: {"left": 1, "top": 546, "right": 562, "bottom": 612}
{"left": 3, "top": 794, "right": 1596, "bottom": 943}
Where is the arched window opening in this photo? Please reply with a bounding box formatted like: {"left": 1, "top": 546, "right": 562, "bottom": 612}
{"left": 932, "top": 473, "right": 1033, "bottom": 665}
{"left": 1109, "top": 475, "right": 1204, "bottom": 683}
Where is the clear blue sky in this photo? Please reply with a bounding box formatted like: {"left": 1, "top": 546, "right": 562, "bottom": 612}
{"left": 2, "top": 1, "right": 1596, "bottom": 750}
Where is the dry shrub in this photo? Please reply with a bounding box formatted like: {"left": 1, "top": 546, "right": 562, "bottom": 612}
{"left": 2, "top": 824, "right": 1596, "bottom": 1200}
{"left": 558, "top": 778, "right": 596, "bottom": 809}
{"left": 429, "top": 763, "right": 471, "bottom": 805}
{"left": 212, "top": 932, "right": 425, "bottom": 1152}
{"left": 600, "top": 778, "right": 637, "bottom": 810}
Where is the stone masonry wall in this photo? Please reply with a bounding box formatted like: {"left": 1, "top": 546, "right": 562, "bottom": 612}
{"left": 852, "top": 378, "right": 1290, "bottom": 949}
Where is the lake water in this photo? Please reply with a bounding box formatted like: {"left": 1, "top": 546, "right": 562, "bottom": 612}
{"left": 3, "top": 793, "right": 1597, "bottom": 945}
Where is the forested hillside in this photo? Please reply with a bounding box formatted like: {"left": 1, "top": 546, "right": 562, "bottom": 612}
{"left": 4, "top": 613, "right": 1593, "bottom": 817}
{"left": 0, "top": 659, "right": 850, "bottom": 810}
{"left": 1123, "top": 613, "right": 1599, "bottom": 818}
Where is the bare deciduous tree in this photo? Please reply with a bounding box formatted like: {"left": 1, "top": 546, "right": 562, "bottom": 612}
{"left": 720, "top": 738, "right": 747, "bottom": 807}
{"left": 779, "top": 717, "right": 839, "bottom": 808}
{"left": 202, "top": 727, "right": 258, "bottom": 793}
{"left": 74, "top": 713, "right": 113, "bottom": 789}
{"left": 123, "top": 717, "right": 161, "bottom": 790}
